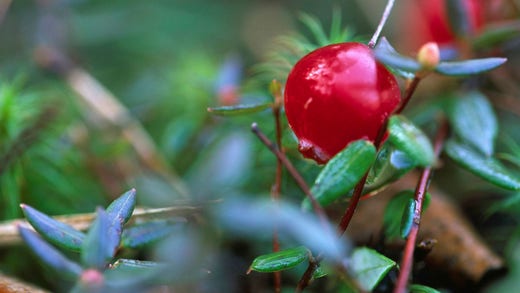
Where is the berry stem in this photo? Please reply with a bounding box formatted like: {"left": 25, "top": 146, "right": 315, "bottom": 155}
{"left": 395, "top": 76, "right": 422, "bottom": 115}
{"left": 251, "top": 123, "right": 329, "bottom": 228}
{"left": 393, "top": 117, "right": 449, "bottom": 293}
{"left": 368, "top": 0, "right": 396, "bottom": 48}
{"left": 295, "top": 255, "right": 320, "bottom": 293}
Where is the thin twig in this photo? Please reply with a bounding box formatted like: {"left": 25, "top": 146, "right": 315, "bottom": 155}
{"left": 271, "top": 83, "right": 284, "bottom": 293}
{"left": 393, "top": 117, "right": 449, "bottom": 293}
{"left": 251, "top": 123, "right": 329, "bottom": 228}
{"left": 368, "top": 0, "right": 396, "bottom": 48}
{"left": 394, "top": 77, "right": 422, "bottom": 115}
{"left": 295, "top": 255, "right": 320, "bottom": 293}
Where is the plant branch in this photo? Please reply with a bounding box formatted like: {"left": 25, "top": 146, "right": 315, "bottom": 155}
{"left": 368, "top": 0, "right": 396, "bottom": 48}
{"left": 395, "top": 77, "right": 422, "bottom": 115}
{"left": 271, "top": 83, "right": 284, "bottom": 293}
{"left": 251, "top": 123, "right": 329, "bottom": 227}
{"left": 393, "top": 117, "right": 449, "bottom": 293}
{"left": 295, "top": 255, "right": 320, "bottom": 293}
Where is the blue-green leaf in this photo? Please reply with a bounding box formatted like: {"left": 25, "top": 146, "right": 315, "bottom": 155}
{"left": 18, "top": 226, "right": 82, "bottom": 279}
{"left": 249, "top": 246, "right": 310, "bottom": 273}
{"left": 449, "top": 91, "right": 497, "bottom": 156}
{"left": 304, "top": 140, "right": 377, "bottom": 209}
{"left": 106, "top": 188, "right": 136, "bottom": 226}
{"left": 400, "top": 199, "right": 416, "bottom": 239}
{"left": 82, "top": 208, "right": 120, "bottom": 270}
{"left": 374, "top": 37, "right": 421, "bottom": 73}
{"left": 207, "top": 103, "right": 272, "bottom": 116}
{"left": 21, "top": 204, "right": 85, "bottom": 251}
{"left": 473, "top": 21, "right": 520, "bottom": 49}
{"left": 365, "top": 144, "right": 415, "bottom": 193}
{"left": 436, "top": 58, "right": 507, "bottom": 76}
{"left": 445, "top": 140, "right": 520, "bottom": 190}
{"left": 349, "top": 247, "right": 396, "bottom": 291}
{"left": 121, "top": 220, "right": 178, "bottom": 249}
{"left": 388, "top": 115, "right": 435, "bottom": 167}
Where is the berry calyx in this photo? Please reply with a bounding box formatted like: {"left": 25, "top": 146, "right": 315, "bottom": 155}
{"left": 284, "top": 43, "right": 401, "bottom": 164}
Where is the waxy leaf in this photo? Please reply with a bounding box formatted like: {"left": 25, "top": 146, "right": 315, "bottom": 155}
{"left": 388, "top": 115, "right": 434, "bottom": 167}
{"left": 365, "top": 144, "right": 415, "bottom": 193}
{"left": 349, "top": 247, "right": 396, "bottom": 291}
{"left": 106, "top": 188, "right": 136, "bottom": 226}
{"left": 436, "top": 57, "right": 507, "bottom": 76}
{"left": 384, "top": 190, "right": 431, "bottom": 240}
{"left": 400, "top": 199, "right": 416, "bottom": 239}
{"left": 82, "top": 208, "right": 120, "bottom": 270}
{"left": 374, "top": 37, "right": 421, "bottom": 73}
{"left": 249, "top": 246, "right": 310, "bottom": 273}
{"left": 18, "top": 226, "right": 82, "bottom": 279}
{"left": 410, "top": 284, "right": 441, "bottom": 293}
{"left": 445, "top": 140, "right": 520, "bottom": 190}
{"left": 21, "top": 204, "right": 85, "bottom": 251}
{"left": 121, "top": 220, "right": 178, "bottom": 249}
{"left": 305, "top": 140, "right": 376, "bottom": 208}
{"left": 207, "top": 103, "right": 272, "bottom": 116}
{"left": 449, "top": 91, "right": 497, "bottom": 156}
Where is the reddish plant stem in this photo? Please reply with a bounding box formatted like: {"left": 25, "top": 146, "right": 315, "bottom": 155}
{"left": 368, "top": 0, "right": 396, "bottom": 48}
{"left": 271, "top": 93, "right": 283, "bottom": 293}
{"left": 394, "top": 77, "right": 422, "bottom": 115}
{"left": 295, "top": 255, "right": 319, "bottom": 293}
{"left": 251, "top": 123, "right": 329, "bottom": 228}
{"left": 393, "top": 117, "right": 449, "bottom": 293}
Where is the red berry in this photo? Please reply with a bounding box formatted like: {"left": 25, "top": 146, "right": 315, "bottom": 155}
{"left": 284, "top": 43, "right": 401, "bottom": 164}
{"left": 400, "top": 0, "right": 484, "bottom": 51}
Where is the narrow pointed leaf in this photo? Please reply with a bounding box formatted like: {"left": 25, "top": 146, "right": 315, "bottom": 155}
{"left": 21, "top": 204, "right": 85, "bottom": 251}
{"left": 312, "top": 265, "right": 328, "bottom": 279}
{"left": 121, "top": 220, "right": 179, "bottom": 249}
{"left": 449, "top": 91, "right": 497, "bottom": 156}
{"left": 82, "top": 208, "right": 120, "bottom": 270}
{"left": 18, "top": 226, "right": 82, "bottom": 279}
{"left": 249, "top": 246, "right": 310, "bottom": 273}
{"left": 445, "top": 140, "right": 520, "bottom": 190}
{"left": 436, "top": 57, "right": 507, "bottom": 76}
{"left": 207, "top": 103, "right": 272, "bottom": 116}
{"left": 400, "top": 199, "right": 416, "bottom": 239}
{"left": 106, "top": 188, "right": 136, "bottom": 225}
{"left": 374, "top": 37, "right": 421, "bottom": 73}
{"left": 388, "top": 115, "right": 435, "bottom": 167}
{"left": 349, "top": 247, "right": 396, "bottom": 291}
{"left": 473, "top": 21, "right": 520, "bottom": 49}
{"left": 304, "top": 140, "right": 377, "bottom": 209}
{"left": 409, "top": 284, "right": 441, "bottom": 293}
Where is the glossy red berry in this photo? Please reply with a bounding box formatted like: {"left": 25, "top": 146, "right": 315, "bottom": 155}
{"left": 284, "top": 43, "right": 401, "bottom": 164}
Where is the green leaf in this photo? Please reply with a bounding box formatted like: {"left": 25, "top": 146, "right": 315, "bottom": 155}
{"left": 409, "top": 284, "right": 441, "bottom": 293}
{"left": 312, "top": 265, "right": 328, "bottom": 279}
{"left": 445, "top": 140, "right": 520, "bottom": 190}
{"left": 82, "top": 208, "right": 120, "bottom": 270}
{"left": 473, "top": 21, "right": 520, "bottom": 49}
{"left": 304, "top": 140, "right": 377, "bottom": 209}
{"left": 106, "top": 188, "right": 137, "bottom": 225}
{"left": 449, "top": 91, "right": 497, "bottom": 156}
{"left": 445, "top": 0, "right": 472, "bottom": 37}
{"left": 207, "top": 103, "right": 272, "bottom": 116}
{"left": 349, "top": 247, "right": 396, "bottom": 291}
{"left": 384, "top": 190, "right": 431, "bottom": 240}
{"left": 121, "top": 220, "right": 178, "bottom": 249}
{"left": 298, "top": 13, "right": 329, "bottom": 46}
{"left": 436, "top": 57, "right": 507, "bottom": 76}
{"left": 400, "top": 199, "right": 416, "bottom": 239}
{"left": 18, "top": 226, "right": 82, "bottom": 280}
{"left": 249, "top": 246, "right": 310, "bottom": 273}
{"left": 388, "top": 115, "right": 435, "bottom": 167}
{"left": 374, "top": 37, "right": 421, "bottom": 73}
{"left": 21, "top": 204, "right": 85, "bottom": 251}
{"left": 365, "top": 144, "right": 415, "bottom": 193}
